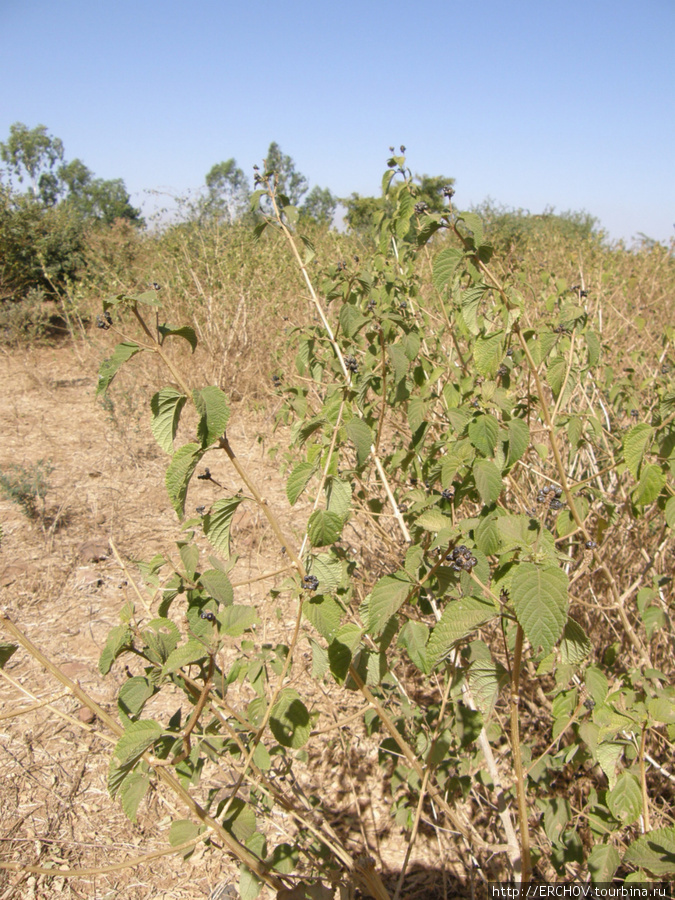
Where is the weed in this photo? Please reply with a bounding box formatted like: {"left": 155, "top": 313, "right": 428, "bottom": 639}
{"left": 0, "top": 459, "right": 53, "bottom": 519}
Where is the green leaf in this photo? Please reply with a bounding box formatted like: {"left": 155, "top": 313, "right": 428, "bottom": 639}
{"left": 623, "top": 424, "right": 654, "bottom": 480}
{"left": 546, "top": 356, "right": 567, "bottom": 396}
{"left": 150, "top": 388, "right": 187, "bottom": 454}
{"left": 193, "top": 386, "right": 230, "bottom": 448}
{"left": 507, "top": 418, "right": 530, "bottom": 466}
{"left": 200, "top": 568, "right": 234, "bottom": 606}
{"left": 624, "top": 826, "right": 675, "bottom": 876}
{"left": 162, "top": 640, "right": 209, "bottom": 675}
{"left": 339, "top": 304, "right": 367, "bottom": 339}
{"left": 118, "top": 677, "right": 155, "bottom": 723}
{"left": 119, "top": 770, "right": 150, "bottom": 823}
{"left": 286, "top": 461, "right": 316, "bottom": 506}
{"left": 219, "top": 605, "right": 259, "bottom": 637}
{"left": 142, "top": 617, "right": 180, "bottom": 663}
{"left": 266, "top": 842, "right": 298, "bottom": 875}
{"left": 239, "top": 865, "right": 262, "bottom": 900}
{"left": 326, "top": 477, "right": 351, "bottom": 522}
{"left": 203, "top": 496, "right": 245, "bottom": 557}
{"left": 303, "top": 594, "right": 343, "bottom": 641}
{"left": 468, "top": 658, "right": 509, "bottom": 715}
{"left": 387, "top": 344, "right": 409, "bottom": 384}
{"left": 585, "top": 330, "right": 601, "bottom": 367}
{"left": 665, "top": 496, "right": 675, "bottom": 528}
{"left": 473, "top": 459, "right": 503, "bottom": 504}
{"left": 397, "top": 621, "right": 429, "bottom": 672}
{"left": 632, "top": 463, "right": 665, "bottom": 506}
{"left": 459, "top": 285, "right": 486, "bottom": 335}
{"left": 475, "top": 514, "right": 501, "bottom": 555}
{"left": 222, "top": 797, "right": 257, "bottom": 841}
{"left": 457, "top": 211, "right": 484, "bottom": 246}
{"left": 158, "top": 325, "right": 197, "bottom": 352}
{"left": 345, "top": 419, "right": 372, "bottom": 468}
{"left": 425, "top": 597, "right": 498, "bottom": 670}
{"left": 307, "top": 509, "right": 343, "bottom": 547}
{"left": 169, "top": 819, "right": 203, "bottom": 858}
{"left": 269, "top": 688, "right": 311, "bottom": 749}
{"left": 113, "top": 719, "right": 163, "bottom": 767}
{"left": 511, "top": 563, "right": 568, "bottom": 656}
{"left": 0, "top": 643, "right": 18, "bottom": 668}
{"left": 367, "top": 570, "right": 413, "bottom": 635}
{"left": 96, "top": 342, "right": 141, "bottom": 397}
{"left": 133, "top": 290, "right": 162, "bottom": 307}
{"left": 166, "top": 443, "right": 204, "bottom": 519}
{"left": 607, "top": 771, "right": 642, "bottom": 825}
{"left": 648, "top": 697, "right": 675, "bottom": 725}
{"left": 433, "top": 247, "right": 464, "bottom": 292}
{"left": 587, "top": 844, "right": 620, "bottom": 884}
{"left": 468, "top": 414, "right": 499, "bottom": 457}
{"left": 407, "top": 396, "right": 427, "bottom": 433}
{"left": 560, "top": 619, "right": 591, "bottom": 665}
{"left": 309, "top": 554, "right": 343, "bottom": 593}
{"left": 415, "top": 509, "right": 452, "bottom": 532}
{"left": 99, "top": 624, "right": 133, "bottom": 675}
{"left": 474, "top": 332, "right": 504, "bottom": 378}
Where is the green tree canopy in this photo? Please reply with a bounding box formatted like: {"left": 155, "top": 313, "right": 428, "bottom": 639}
{"left": 203, "top": 159, "right": 251, "bottom": 223}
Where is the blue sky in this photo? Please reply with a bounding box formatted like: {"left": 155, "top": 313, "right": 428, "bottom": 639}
{"left": 1, "top": 0, "right": 673, "bottom": 243}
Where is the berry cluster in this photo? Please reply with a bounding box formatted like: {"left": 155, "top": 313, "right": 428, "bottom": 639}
{"left": 506, "top": 348, "right": 514, "bottom": 357}
{"left": 96, "top": 311, "right": 113, "bottom": 330}
{"left": 149, "top": 282, "right": 161, "bottom": 291}
{"left": 447, "top": 545, "right": 478, "bottom": 572}
{"left": 537, "top": 485, "right": 564, "bottom": 509}
{"left": 303, "top": 574, "right": 319, "bottom": 591}
{"left": 367, "top": 299, "right": 376, "bottom": 311}
{"left": 200, "top": 610, "right": 216, "bottom": 623}
{"left": 414, "top": 201, "right": 429, "bottom": 215}
{"left": 443, "top": 185, "right": 455, "bottom": 199}
{"left": 553, "top": 324, "right": 571, "bottom": 335}
{"left": 336, "top": 260, "right": 347, "bottom": 272}
{"left": 441, "top": 487, "right": 455, "bottom": 501}
{"left": 497, "top": 364, "right": 509, "bottom": 377}
{"left": 399, "top": 301, "right": 407, "bottom": 310}
{"left": 345, "top": 356, "right": 358, "bottom": 374}
{"left": 272, "top": 374, "right": 282, "bottom": 387}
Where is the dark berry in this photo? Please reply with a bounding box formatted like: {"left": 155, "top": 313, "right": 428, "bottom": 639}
{"left": 303, "top": 574, "right": 319, "bottom": 591}
{"left": 195, "top": 506, "right": 206, "bottom": 515}
{"left": 585, "top": 540, "right": 597, "bottom": 549}
{"left": 549, "top": 499, "right": 564, "bottom": 510}
{"left": 441, "top": 488, "right": 455, "bottom": 500}
{"left": 200, "top": 611, "right": 216, "bottom": 623}
{"left": 414, "top": 201, "right": 429, "bottom": 215}
{"left": 630, "top": 409, "right": 639, "bottom": 418}
{"left": 497, "top": 364, "right": 508, "bottom": 377}
{"left": 584, "top": 697, "right": 595, "bottom": 710}
{"left": 442, "top": 185, "right": 455, "bottom": 198}
{"left": 506, "top": 348, "right": 513, "bottom": 357}
{"left": 399, "top": 301, "right": 407, "bottom": 309}
{"left": 150, "top": 282, "right": 161, "bottom": 291}
{"left": 345, "top": 356, "right": 358, "bottom": 374}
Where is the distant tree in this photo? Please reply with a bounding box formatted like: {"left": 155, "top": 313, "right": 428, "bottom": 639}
{"left": 59, "top": 159, "right": 141, "bottom": 224}
{"left": 0, "top": 123, "right": 64, "bottom": 202}
{"left": 264, "top": 142, "right": 309, "bottom": 206}
{"left": 300, "top": 185, "right": 338, "bottom": 225}
{"left": 203, "top": 159, "right": 251, "bottom": 223}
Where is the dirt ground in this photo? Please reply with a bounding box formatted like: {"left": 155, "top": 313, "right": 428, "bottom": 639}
{"left": 0, "top": 340, "right": 461, "bottom": 900}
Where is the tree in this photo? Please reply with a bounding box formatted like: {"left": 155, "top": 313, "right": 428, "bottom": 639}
{"left": 343, "top": 172, "right": 455, "bottom": 238}
{"left": 0, "top": 123, "right": 64, "bottom": 201}
{"left": 203, "top": 159, "right": 250, "bottom": 223}
{"left": 59, "top": 159, "right": 141, "bottom": 224}
{"left": 300, "top": 186, "right": 338, "bottom": 225}
{"left": 264, "top": 142, "right": 308, "bottom": 206}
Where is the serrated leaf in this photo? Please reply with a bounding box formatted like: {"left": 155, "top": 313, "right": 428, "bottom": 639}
{"left": 118, "top": 677, "right": 155, "bottom": 723}
{"left": 286, "top": 461, "right": 316, "bottom": 506}
{"left": 468, "top": 658, "right": 509, "bottom": 714}
{"left": 415, "top": 509, "right": 452, "bottom": 532}
{"left": 607, "top": 771, "right": 642, "bottom": 825}
{"left": 96, "top": 342, "right": 141, "bottom": 397}
{"left": 425, "top": 597, "right": 498, "bottom": 670}
{"left": 307, "top": 509, "right": 343, "bottom": 547}
{"left": 326, "top": 477, "right": 351, "bottom": 522}
{"left": 458, "top": 211, "right": 484, "bottom": 245}
{"left": 199, "top": 568, "right": 234, "bottom": 606}
{"left": 632, "top": 463, "right": 665, "bottom": 506}
{"left": 345, "top": 419, "right": 372, "bottom": 468}
{"left": 473, "top": 459, "right": 503, "bottom": 504}
{"left": 596, "top": 741, "right": 623, "bottom": 789}
{"left": 150, "top": 388, "right": 187, "bottom": 454}
{"left": 560, "top": 619, "right": 591, "bottom": 665}
{"left": 397, "top": 621, "right": 429, "bottom": 672}
{"left": 367, "top": 570, "right": 413, "bottom": 636}
{"left": 665, "top": 496, "right": 675, "bottom": 528}
{"left": 219, "top": 605, "right": 259, "bottom": 637}
{"left": 309, "top": 554, "right": 343, "bottom": 593}
{"left": 474, "top": 331, "right": 504, "bottom": 377}
{"left": 303, "top": 594, "right": 343, "bottom": 641}
{"left": 162, "top": 640, "right": 208, "bottom": 675}
{"left": 0, "top": 643, "right": 18, "bottom": 668}
{"left": 134, "top": 290, "right": 162, "bottom": 306}
{"left": 339, "top": 304, "right": 367, "bottom": 339}
{"left": 586, "top": 330, "right": 601, "bottom": 367}
{"left": 623, "top": 424, "right": 654, "bottom": 480}
{"left": 169, "top": 819, "right": 203, "bottom": 858}
{"left": 193, "top": 386, "right": 230, "bottom": 448}
{"left": 119, "top": 770, "right": 150, "bottom": 823}
{"left": 587, "top": 843, "right": 620, "bottom": 884}
{"left": 158, "top": 325, "right": 197, "bottom": 352}
{"left": 142, "top": 617, "right": 181, "bottom": 663}
{"left": 648, "top": 697, "right": 675, "bottom": 725}
{"left": 507, "top": 418, "right": 530, "bottom": 466}
{"left": 407, "top": 396, "right": 427, "bottom": 433}
{"left": 475, "top": 514, "right": 501, "bottom": 555}
{"left": 546, "top": 356, "right": 567, "bottom": 396}
{"left": 203, "top": 496, "right": 245, "bottom": 557}
{"left": 432, "top": 247, "right": 464, "bottom": 292}
{"left": 624, "top": 826, "right": 675, "bottom": 876}
{"left": 99, "top": 624, "right": 133, "bottom": 675}
{"left": 239, "top": 865, "right": 262, "bottom": 900}
{"left": 511, "top": 563, "right": 568, "bottom": 655}
{"left": 402, "top": 331, "right": 420, "bottom": 360}
{"left": 459, "top": 285, "right": 486, "bottom": 335}
{"left": 270, "top": 688, "right": 310, "bottom": 749}
{"left": 387, "top": 344, "right": 409, "bottom": 384}
{"left": 166, "top": 443, "right": 204, "bottom": 518}
{"left": 222, "top": 797, "right": 256, "bottom": 841}
{"left": 113, "top": 719, "right": 163, "bottom": 767}
{"left": 468, "top": 414, "right": 499, "bottom": 457}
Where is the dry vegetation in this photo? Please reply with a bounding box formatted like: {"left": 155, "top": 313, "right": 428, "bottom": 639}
{"left": 0, "top": 210, "right": 674, "bottom": 900}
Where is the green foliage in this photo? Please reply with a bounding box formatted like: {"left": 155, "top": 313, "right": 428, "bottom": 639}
{"left": 90, "top": 150, "right": 675, "bottom": 893}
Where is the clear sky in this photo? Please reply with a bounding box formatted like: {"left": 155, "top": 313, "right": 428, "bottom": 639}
{"left": 1, "top": 0, "right": 673, "bottom": 243}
